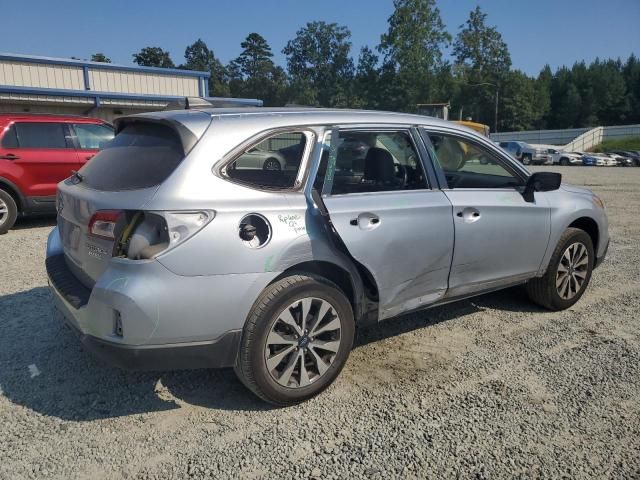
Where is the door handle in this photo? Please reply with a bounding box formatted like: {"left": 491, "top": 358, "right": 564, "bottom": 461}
{"left": 456, "top": 208, "right": 481, "bottom": 223}
{"left": 0, "top": 154, "right": 20, "bottom": 160}
{"left": 350, "top": 212, "right": 380, "bottom": 230}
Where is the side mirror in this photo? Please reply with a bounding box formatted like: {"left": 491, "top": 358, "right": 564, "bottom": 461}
{"left": 522, "top": 171, "right": 562, "bottom": 202}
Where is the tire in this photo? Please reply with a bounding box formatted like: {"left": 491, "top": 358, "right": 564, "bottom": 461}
{"left": 0, "top": 189, "right": 18, "bottom": 235}
{"left": 234, "top": 274, "right": 355, "bottom": 406}
{"left": 559, "top": 158, "right": 569, "bottom": 166}
{"left": 526, "top": 228, "right": 594, "bottom": 311}
{"left": 522, "top": 154, "right": 532, "bottom": 165}
{"left": 262, "top": 158, "right": 281, "bottom": 171}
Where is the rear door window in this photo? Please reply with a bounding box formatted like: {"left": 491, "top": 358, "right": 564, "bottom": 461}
{"left": 72, "top": 123, "right": 114, "bottom": 150}
{"left": 14, "top": 122, "right": 71, "bottom": 149}
{"left": 321, "top": 130, "right": 428, "bottom": 195}
{"left": 79, "top": 122, "right": 184, "bottom": 191}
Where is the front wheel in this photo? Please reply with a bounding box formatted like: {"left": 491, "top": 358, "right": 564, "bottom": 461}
{"left": 559, "top": 158, "right": 569, "bottom": 166}
{"left": 526, "top": 228, "right": 594, "bottom": 310}
{"left": 235, "top": 274, "right": 355, "bottom": 406}
{"left": 522, "top": 154, "right": 532, "bottom": 165}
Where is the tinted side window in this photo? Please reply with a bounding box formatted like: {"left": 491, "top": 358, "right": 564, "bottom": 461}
{"left": 14, "top": 122, "right": 69, "bottom": 148}
{"left": 73, "top": 123, "right": 114, "bottom": 150}
{"left": 79, "top": 123, "right": 184, "bottom": 191}
{"left": 226, "top": 132, "right": 308, "bottom": 189}
{"left": 329, "top": 130, "right": 427, "bottom": 195}
{"left": 429, "top": 134, "right": 523, "bottom": 189}
{"left": 1, "top": 125, "right": 18, "bottom": 148}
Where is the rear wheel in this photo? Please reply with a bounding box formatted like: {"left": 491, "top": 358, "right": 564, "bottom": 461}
{"left": 235, "top": 274, "right": 355, "bottom": 406}
{"left": 526, "top": 228, "right": 594, "bottom": 310}
{"left": 0, "top": 189, "right": 18, "bottom": 234}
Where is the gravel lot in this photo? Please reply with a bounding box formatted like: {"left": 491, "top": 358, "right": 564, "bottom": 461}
{"left": 1, "top": 166, "right": 639, "bottom": 479}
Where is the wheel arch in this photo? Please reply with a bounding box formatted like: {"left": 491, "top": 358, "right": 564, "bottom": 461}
{"left": 568, "top": 216, "right": 599, "bottom": 252}
{"left": 0, "top": 176, "right": 24, "bottom": 211}
{"left": 273, "top": 260, "right": 379, "bottom": 326}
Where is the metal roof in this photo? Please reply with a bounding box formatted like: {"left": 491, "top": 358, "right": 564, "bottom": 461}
{"left": 0, "top": 52, "right": 210, "bottom": 78}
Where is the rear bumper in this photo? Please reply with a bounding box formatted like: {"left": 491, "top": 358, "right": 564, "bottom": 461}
{"left": 45, "top": 226, "right": 277, "bottom": 371}
{"left": 55, "top": 307, "right": 240, "bottom": 371}
{"left": 47, "top": 260, "right": 242, "bottom": 370}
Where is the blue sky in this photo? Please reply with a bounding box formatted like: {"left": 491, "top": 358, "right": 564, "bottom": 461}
{"left": 2, "top": 0, "right": 638, "bottom": 76}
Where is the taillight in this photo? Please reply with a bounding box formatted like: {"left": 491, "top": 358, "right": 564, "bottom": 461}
{"left": 88, "top": 210, "right": 123, "bottom": 240}
{"left": 125, "top": 210, "right": 215, "bottom": 260}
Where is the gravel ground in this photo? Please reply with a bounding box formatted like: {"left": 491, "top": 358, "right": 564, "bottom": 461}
{"left": 1, "top": 166, "right": 639, "bottom": 479}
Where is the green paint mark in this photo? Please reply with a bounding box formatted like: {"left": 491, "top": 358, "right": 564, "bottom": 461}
{"left": 264, "top": 255, "right": 274, "bottom": 272}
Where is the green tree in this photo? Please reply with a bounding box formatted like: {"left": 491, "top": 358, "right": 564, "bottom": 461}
{"left": 452, "top": 6, "right": 511, "bottom": 128}
{"left": 182, "top": 39, "right": 229, "bottom": 97}
{"left": 453, "top": 6, "right": 511, "bottom": 81}
{"left": 283, "top": 21, "right": 354, "bottom": 107}
{"left": 498, "top": 70, "right": 538, "bottom": 131}
{"left": 623, "top": 54, "right": 640, "bottom": 124}
{"left": 589, "top": 59, "right": 629, "bottom": 125}
{"left": 548, "top": 68, "right": 582, "bottom": 128}
{"left": 90, "top": 53, "right": 111, "bottom": 63}
{"left": 228, "top": 33, "right": 288, "bottom": 106}
{"left": 233, "top": 33, "right": 273, "bottom": 78}
{"left": 352, "top": 46, "right": 381, "bottom": 109}
{"left": 132, "top": 47, "right": 175, "bottom": 68}
{"left": 533, "top": 65, "right": 553, "bottom": 128}
{"left": 378, "top": 0, "right": 451, "bottom": 111}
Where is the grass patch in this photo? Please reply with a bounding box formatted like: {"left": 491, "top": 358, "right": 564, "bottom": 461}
{"left": 591, "top": 136, "right": 640, "bottom": 152}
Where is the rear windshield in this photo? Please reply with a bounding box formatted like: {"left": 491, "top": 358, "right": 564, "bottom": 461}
{"left": 79, "top": 122, "right": 184, "bottom": 191}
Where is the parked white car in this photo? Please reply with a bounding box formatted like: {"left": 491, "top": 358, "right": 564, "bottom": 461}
{"left": 234, "top": 145, "right": 287, "bottom": 171}
{"left": 601, "top": 154, "right": 618, "bottom": 167}
{"left": 607, "top": 152, "right": 634, "bottom": 167}
{"left": 549, "top": 149, "right": 584, "bottom": 166}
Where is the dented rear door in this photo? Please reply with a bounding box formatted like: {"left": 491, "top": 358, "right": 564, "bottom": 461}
{"left": 310, "top": 126, "right": 454, "bottom": 320}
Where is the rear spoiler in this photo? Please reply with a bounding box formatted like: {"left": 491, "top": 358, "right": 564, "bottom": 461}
{"left": 164, "top": 96, "right": 263, "bottom": 111}
{"left": 113, "top": 117, "right": 203, "bottom": 155}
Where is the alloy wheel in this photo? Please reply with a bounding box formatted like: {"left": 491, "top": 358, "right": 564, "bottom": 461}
{"left": 556, "top": 242, "right": 589, "bottom": 300}
{"left": 0, "top": 197, "right": 8, "bottom": 225}
{"left": 264, "top": 297, "right": 342, "bottom": 388}
{"left": 263, "top": 159, "right": 281, "bottom": 171}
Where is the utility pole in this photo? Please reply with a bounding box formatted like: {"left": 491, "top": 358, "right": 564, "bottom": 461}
{"left": 494, "top": 88, "right": 499, "bottom": 133}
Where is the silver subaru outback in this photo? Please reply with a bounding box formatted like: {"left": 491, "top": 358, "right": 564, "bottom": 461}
{"left": 46, "top": 107, "right": 609, "bottom": 405}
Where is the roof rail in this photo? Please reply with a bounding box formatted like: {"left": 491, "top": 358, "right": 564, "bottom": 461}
{"left": 164, "top": 96, "right": 263, "bottom": 111}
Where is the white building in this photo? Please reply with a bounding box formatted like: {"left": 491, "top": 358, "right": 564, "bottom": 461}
{"left": 0, "top": 52, "right": 260, "bottom": 122}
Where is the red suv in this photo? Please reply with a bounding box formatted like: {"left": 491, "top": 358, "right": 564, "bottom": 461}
{"left": 0, "top": 113, "right": 113, "bottom": 233}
